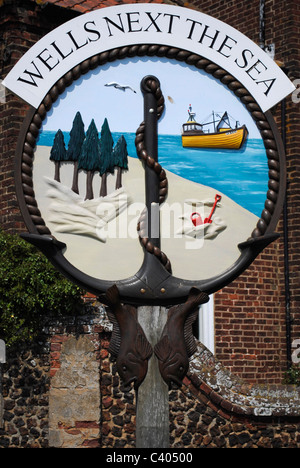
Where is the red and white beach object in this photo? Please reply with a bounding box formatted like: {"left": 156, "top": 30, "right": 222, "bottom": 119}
{"left": 190, "top": 194, "right": 222, "bottom": 226}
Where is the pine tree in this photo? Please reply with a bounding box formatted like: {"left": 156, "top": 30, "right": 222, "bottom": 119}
{"left": 99, "top": 118, "right": 114, "bottom": 197}
{"left": 50, "top": 129, "right": 67, "bottom": 183}
{"left": 113, "top": 135, "right": 128, "bottom": 190}
{"left": 67, "top": 111, "right": 85, "bottom": 194}
{"left": 78, "top": 119, "right": 100, "bottom": 200}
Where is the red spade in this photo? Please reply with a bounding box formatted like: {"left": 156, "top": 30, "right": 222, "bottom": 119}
{"left": 204, "top": 194, "right": 222, "bottom": 224}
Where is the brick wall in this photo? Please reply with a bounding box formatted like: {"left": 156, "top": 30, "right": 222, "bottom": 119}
{"left": 214, "top": 240, "right": 286, "bottom": 383}
{"left": 0, "top": 0, "right": 299, "bottom": 384}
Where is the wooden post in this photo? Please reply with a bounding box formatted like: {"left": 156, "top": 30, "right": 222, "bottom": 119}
{"left": 136, "top": 305, "right": 169, "bottom": 449}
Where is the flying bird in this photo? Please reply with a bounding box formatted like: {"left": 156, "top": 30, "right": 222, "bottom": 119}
{"left": 104, "top": 82, "right": 137, "bottom": 93}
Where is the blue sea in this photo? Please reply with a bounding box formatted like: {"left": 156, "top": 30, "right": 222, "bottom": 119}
{"left": 37, "top": 131, "right": 268, "bottom": 217}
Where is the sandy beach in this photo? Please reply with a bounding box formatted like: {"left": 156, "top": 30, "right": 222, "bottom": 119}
{"left": 32, "top": 146, "right": 259, "bottom": 281}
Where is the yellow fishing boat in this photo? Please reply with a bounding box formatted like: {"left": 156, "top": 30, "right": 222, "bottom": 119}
{"left": 182, "top": 107, "right": 248, "bottom": 150}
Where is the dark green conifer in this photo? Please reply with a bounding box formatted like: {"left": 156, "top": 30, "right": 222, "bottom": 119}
{"left": 78, "top": 119, "right": 100, "bottom": 200}
{"left": 67, "top": 111, "right": 85, "bottom": 194}
{"left": 113, "top": 135, "right": 128, "bottom": 190}
{"left": 50, "top": 129, "right": 67, "bottom": 183}
{"left": 99, "top": 118, "right": 114, "bottom": 197}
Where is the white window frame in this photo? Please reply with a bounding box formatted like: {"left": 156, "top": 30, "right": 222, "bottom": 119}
{"left": 198, "top": 295, "right": 215, "bottom": 354}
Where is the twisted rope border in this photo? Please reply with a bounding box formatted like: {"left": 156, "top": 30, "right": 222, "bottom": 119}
{"left": 18, "top": 44, "right": 283, "bottom": 242}
{"left": 135, "top": 76, "right": 172, "bottom": 273}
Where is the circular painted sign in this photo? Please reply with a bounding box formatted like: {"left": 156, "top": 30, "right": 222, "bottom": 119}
{"left": 11, "top": 6, "right": 288, "bottom": 305}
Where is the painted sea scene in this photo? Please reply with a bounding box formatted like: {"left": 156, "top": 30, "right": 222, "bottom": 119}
{"left": 33, "top": 57, "right": 268, "bottom": 281}
{"left": 38, "top": 130, "right": 266, "bottom": 218}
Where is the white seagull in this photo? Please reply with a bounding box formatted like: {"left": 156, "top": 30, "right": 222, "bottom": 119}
{"left": 104, "top": 82, "right": 136, "bottom": 93}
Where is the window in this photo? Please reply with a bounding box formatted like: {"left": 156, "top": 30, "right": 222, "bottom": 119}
{"left": 0, "top": 340, "right": 5, "bottom": 364}
{"left": 198, "top": 295, "right": 215, "bottom": 354}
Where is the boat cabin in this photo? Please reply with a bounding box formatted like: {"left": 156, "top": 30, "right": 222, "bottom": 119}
{"left": 182, "top": 121, "right": 204, "bottom": 135}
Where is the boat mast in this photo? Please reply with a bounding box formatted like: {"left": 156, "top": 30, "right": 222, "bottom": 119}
{"left": 188, "top": 104, "right": 196, "bottom": 122}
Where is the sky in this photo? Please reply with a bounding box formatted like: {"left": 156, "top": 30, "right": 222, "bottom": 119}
{"left": 42, "top": 56, "right": 261, "bottom": 138}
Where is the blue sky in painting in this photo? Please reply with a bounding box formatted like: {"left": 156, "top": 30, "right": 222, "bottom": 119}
{"left": 41, "top": 56, "right": 261, "bottom": 138}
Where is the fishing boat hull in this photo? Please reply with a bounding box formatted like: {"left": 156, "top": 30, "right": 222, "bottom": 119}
{"left": 182, "top": 125, "right": 248, "bottom": 150}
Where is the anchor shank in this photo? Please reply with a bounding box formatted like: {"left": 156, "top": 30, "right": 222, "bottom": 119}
{"left": 142, "top": 77, "right": 160, "bottom": 249}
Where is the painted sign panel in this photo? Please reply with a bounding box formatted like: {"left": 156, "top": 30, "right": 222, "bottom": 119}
{"left": 3, "top": 4, "right": 295, "bottom": 112}
{"left": 33, "top": 56, "right": 265, "bottom": 282}
{"left": 7, "top": 5, "right": 289, "bottom": 305}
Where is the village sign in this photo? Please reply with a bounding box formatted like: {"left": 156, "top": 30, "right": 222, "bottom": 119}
{"left": 3, "top": 4, "right": 294, "bottom": 389}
